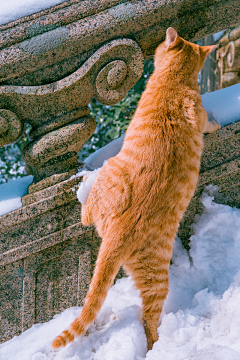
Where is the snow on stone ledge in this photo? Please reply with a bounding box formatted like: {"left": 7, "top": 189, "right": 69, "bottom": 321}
{"left": 0, "top": 0, "right": 64, "bottom": 25}
{"left": 202, "top": 83, "right": 240, "bottom": 127}
{"left": 0, "top": 176, "right": 33, "bottom": 216}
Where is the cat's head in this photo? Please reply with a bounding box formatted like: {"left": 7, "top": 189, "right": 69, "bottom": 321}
{"left": 155, "top": 27, "right": 218, "bottom": 76}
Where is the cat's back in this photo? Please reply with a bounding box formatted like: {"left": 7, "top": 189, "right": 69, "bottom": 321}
{"left": 87, "top": 33, "right": 207, "bottom": 224}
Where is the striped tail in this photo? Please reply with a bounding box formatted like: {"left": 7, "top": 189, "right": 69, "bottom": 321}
{"left": 52, "top": 330, "right": 75, "bottom": 348}
{"left": 52, "top": 236, "right": 123, "bottom": 348}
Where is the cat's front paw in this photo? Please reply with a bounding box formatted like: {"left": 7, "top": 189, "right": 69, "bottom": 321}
{"left": 204, "top": 120, "right": 221, "bottom": 134}
{"left": 212, "top": 121, "right": 221, "bottom": 131}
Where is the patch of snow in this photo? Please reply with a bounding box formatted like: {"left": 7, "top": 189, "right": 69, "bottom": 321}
{"left": 0, "top": 175, "right": 33, "bottom": 216}
{"left": 212, "top": 30, "right": 226, "bottom": 42}
{"left": 0, "top": 0, "right": 64, "bottom": 25}
{"left": 202, "top": 83, "right": 240, "bottom": 127}
{"left": 84, "top": 134, "right": 125, "bottom": 169}
{"left": 77, "top": 168, "right": 100, "bottom": 205}
{"left": 76, "top": 134, "right": 125, "bottom": 205}
{"left": 1, "top": 187, "right": 240, "bottom": 359}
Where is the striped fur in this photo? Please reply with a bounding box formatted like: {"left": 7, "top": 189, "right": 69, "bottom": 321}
{"left": 52, "top": 27, "right": 220, "bottom": 351}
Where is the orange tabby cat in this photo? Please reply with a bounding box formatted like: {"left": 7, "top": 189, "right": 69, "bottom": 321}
{"left": 52, "top": 27, "right": 220, "bottom": 350}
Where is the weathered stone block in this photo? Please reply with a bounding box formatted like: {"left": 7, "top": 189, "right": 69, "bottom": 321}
{"left": 0, "top": 173, "right": 101, "bottom": 343}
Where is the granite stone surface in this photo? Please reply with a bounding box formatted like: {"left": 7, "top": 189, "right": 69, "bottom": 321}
{"left": 0, "top": 0, "right": 240, "bottom": 344}
{"left": 0, "top": 173, "right": 101, "bottom": 343}
{"left": 0, "top": 0, "right": 239, "bottom": 86}
{"left": 179, "top": 120, "right": 240, "bottom": 248}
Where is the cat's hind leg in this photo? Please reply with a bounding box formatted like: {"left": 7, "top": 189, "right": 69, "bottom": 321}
{"left": 124, "top": 244, "right": 172, "bottom": 350}
{"left": 52, "top": 232, "right": 126, "bottom": 349}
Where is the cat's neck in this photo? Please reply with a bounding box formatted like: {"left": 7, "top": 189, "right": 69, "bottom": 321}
{"left": 155, "top": 54, "right": 200, "bottom": 91}
{"left": 157, "top": 69, "right": 199, "bottom": 91}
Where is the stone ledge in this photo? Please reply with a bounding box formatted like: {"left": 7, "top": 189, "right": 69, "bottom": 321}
{"left": 0, "top": 180, "right": 80, "bottom": 229}
{"left": 201, "top": 119, "right": 240, "bottom": 173}
{"left": 199, "top": 157, "right": 240, "bottom": 188}
{"left": 0, "top": 222, "right": 84, "bottom": 266}
{"left": 22, "top": 174, "right": 82, "bottom": 206}
{"left": 1, "top": 0, "right": 239, "bottom": 85}
{"left": 0, "top": 0, "right": 123, "bottom": 47}
{"left": 179, "top": 142, "right": 240, "bottom": 248}
{"left": 0, "top": 174, "right": 100, "bottom": 343}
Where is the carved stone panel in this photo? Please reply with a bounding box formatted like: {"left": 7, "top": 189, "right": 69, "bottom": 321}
{"left": 0, "top": 173, "right": 98, "bottom": 343}
{"left": 22, "top": 233, "right": 92, "bottom": 331}
{"left": 0, "top": 260, "right": 24, "bottom": 342}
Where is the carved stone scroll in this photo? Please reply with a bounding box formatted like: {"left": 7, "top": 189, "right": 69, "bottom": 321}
{"left": 0, "top": 109, "right": 23, "bottom": 146}
{"left": 0, "top": 38, "right": 144, "bottom": 182}
{"left": 216, "top": 25, "right": 240, "bottom": 88}
{"left": 1, "top": 0, "right": 239, "bottom": 86}
{"left": 0, "top": 39, "right": 144, "bottom": 127}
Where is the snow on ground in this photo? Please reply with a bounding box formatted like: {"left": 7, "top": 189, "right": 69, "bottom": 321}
{"left": 1, "top": 186, "right": 240, "bottom": 360}
{"left": 0, "top": 0, "right": 64, "bottom": 25}
{"left": 212, "top": 30, "right": 226, "bottom": 42}
{"left": 76, "top": 168, "right": 100, "bottom": 205}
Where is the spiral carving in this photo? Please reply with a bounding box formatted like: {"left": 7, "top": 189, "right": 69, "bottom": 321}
{"left": 0, "top": 110, "right": 23, "bottom": 147}
{"left": 0, "top": 39, "right": 144, "bottom": 181}
{"left": 227, "top": 42, "right": 235, "bottom": 68}
{"left": 0, "top": 38, "right": 144, "bottom": 131}
{"left": 95, "top": 39, "right": 144, "bottom": 105}
{"left": 96, "top": 60, "right": 128, "bottom": 103}
{"left": 106, "top": 61, "right": 127, "bottom": 89}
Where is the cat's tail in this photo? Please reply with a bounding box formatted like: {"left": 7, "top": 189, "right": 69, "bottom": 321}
{"left": 52, "top": 234, "right": 124, "bottom": 349}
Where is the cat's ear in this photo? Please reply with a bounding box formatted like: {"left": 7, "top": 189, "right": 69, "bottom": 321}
{"left": 200, "top": 44, "right": 219, "bottom": 57}
{"left": 165, "top": 27, "right": 181, "bottom": 49}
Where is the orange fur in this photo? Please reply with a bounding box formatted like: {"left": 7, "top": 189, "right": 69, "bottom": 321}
{"left": 52, "top": 28, "right": 220, "bottom": 351}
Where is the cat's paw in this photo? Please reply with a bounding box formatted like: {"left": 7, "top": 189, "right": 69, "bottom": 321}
{"left": 204, "top": 120, "right": 221, "bottom": 134}
{"left": 212, "top": 121, "right": 221, "bottom": 131}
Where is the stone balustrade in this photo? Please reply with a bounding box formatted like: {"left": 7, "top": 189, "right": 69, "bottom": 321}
{"left": 0, "top": 0, "right": 240, "bottom": 343}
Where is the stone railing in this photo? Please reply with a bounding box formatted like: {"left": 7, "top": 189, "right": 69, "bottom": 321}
{"left": 0, "top": 0, "right": 240, "bottom": 343}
